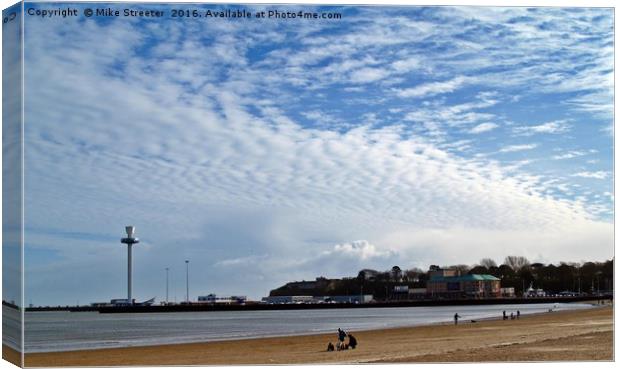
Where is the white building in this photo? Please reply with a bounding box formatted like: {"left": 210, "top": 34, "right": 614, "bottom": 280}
{"left": 197, "top": 294, "right": 247, "bottom": 304}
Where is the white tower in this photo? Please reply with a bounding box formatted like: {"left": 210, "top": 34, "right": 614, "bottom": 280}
{"left": 121, "top": 226, "right": 140, "bottom": 304}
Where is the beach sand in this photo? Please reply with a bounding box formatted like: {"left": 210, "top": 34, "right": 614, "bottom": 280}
{"left": 2, "top": 344, "right": 21, "bottom": 367}
{"left": 15, "top": 305, "right": 613, "bottom": 366}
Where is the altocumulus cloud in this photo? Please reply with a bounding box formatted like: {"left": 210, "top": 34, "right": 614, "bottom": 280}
{"left": 469, "top": 122, "right": 498, "bottom": 134}
{"left": 19, "top": 5, "right": 613, "bottom": 304}
{"left": 499, "top": 144, "right": 538, "bottom": 153}
{"left": 572, "top": 171, "right": 610, "bottom": 180}
{"left": 513, "top": 120, "right": 572, "bottom": 136}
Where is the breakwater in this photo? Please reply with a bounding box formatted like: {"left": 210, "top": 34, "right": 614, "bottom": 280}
{"left": 22, "top": 295, "right": 609, "bottom": 313}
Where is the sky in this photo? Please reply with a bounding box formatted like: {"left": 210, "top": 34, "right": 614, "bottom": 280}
{"left": 2, "top": 1, "right": 23, "bottom": 308}
{"left": 5, "top": 2, "right": 615, "bottom": 305}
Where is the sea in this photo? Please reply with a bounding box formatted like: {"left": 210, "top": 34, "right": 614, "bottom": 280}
{"left": 3, "top": 302, "right": 595, "bottom": 353}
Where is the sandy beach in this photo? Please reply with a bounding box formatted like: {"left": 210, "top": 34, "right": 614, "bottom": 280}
{"left": 13, "top": 305, "right": 613, "bottom": 366}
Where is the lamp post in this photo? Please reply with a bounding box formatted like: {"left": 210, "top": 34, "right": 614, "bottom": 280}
{"left": 165, "top": 267, "right": 169, "bottom": 304}
{"left": 360, "top": 284, "right": 364, "bottom": 305}
{"left": 121, "top": 226, "right": 140, "bottom": 305}
{"left": 185, "top": 260, "right": 190, "bottom": 303}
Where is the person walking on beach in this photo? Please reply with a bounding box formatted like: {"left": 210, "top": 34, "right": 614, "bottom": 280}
{"left": 454, "top": 313, "right": 461, "bottom": 325}
{"left": 516, "top": 310, "right": 520, "bottom": 319}
{"left": 503, "top": 310, "right": 507, "bottom": 320}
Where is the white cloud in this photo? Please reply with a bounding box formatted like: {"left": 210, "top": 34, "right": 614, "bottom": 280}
{"left": 499, "top": 144, "right": 538, "bottom": 153}
{"left": 390, "top": 57, "right": 420, "bottom": 73}
{"left": 214, "top": 255, "right": 269, "bottom": 267}
{"left": 349, "top": 67, "right": 391, "bottom": 84}
{"left": 376, "top": 222, "right": 613, "bottom": 268}
{"left": 469, "top": 122, "right": 498, "bottom": 134}
{"left": 394, "top": 76, "right": 471, "bottom": 98}
{"left": 552, "top": 151, "right": 589, "bottom": 160}
{"left": 402, "top": 93, "right": 499, "bottom": 137}
{"left": 572, "top": 171, "right": 610, "bottom": 180}
{"left": 600, "top": 123, "right": 613, "bottom": 137}
{"left": 323, "top": 240, "right": 395, "bottom": 261}
{"left": 566, "top": 90, "right": 613, "bottom": 119}
{"left": 300, "top": 110, "right": 354, "bottom": 130}
{"left": 513, "top": 120, "right": 571, "bottom": 135}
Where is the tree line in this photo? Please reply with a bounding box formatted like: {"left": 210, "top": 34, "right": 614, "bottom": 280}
{"left": 467, "top": 256, "right": 613, "bottom": 296}
{"left": 270, "top": 257, "right": 613, "bottom": 300}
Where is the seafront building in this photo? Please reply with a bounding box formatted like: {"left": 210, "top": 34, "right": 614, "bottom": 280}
{"left": 261, "top": 294, "right": 373, "bottom": 304}
{"left": 426, "top": 266, "right": 501, "bottom": 298}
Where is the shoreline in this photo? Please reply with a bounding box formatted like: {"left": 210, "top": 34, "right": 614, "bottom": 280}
{"left": 20, "top": 301, "right": 600, "bottom": 354}
{"left": 19, "top": 305, "right": 612, "bottom": 366}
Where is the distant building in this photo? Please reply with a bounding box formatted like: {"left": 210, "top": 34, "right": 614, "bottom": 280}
{"left": 392, "top": 285, "right": 409, "bottom": 300}
{"left": 394, "top": 285, "right": 409, "bottom": 293}
{"left": 524, "top": 285, "right": 546, "bottom": 298}
{"left": 91, "top": 298, "right": 155, "bottom": 307}
{"left": 500, "top": 287, "right": 515, "bottom": 297}
{"left": 110, "top": 298, "right": 134, "bottom": 306}
{"left": 426, "top": 267, "right": 501, "bottom": 298}
{"left": 408, "top": 288, "right": 427, "bottom": 300}
{"left": 261, "top": 294, "right": 373, "bottom": 304}
{"left": 261, "top": 295, "right": 314, "bottom": 304}
{"left": 319, "top": 295, "right": 373, "bottom": 304}
{"left": 197, "top": 294, "right": 247, "bottom": 304}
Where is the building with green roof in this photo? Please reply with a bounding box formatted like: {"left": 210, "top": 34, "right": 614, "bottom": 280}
{"left": 427, "top": 268, "right": 501, "bottom": 298}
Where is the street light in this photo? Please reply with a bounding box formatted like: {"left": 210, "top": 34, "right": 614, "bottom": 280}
{"left": 185, "top": 260, "right": 190, "bottom": 303}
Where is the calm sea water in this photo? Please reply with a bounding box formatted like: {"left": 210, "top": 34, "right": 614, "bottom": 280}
{"left": 14, "top": 303, "right": 593, "bottom": 353}
{"left": 2, "top": 307, "right": 22, "bottom": 351}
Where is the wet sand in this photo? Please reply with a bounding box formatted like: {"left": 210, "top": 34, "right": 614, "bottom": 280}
{"left": 18, "top": 305, "right": 613, "bottom": 366}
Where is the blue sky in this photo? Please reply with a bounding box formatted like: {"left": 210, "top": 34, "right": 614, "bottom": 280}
{"left": 12, "top": 3, "right": 614, "bottom": 305}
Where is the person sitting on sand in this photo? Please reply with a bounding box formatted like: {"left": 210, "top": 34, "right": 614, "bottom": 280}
{"left": 327, "top": 342, "right": 335, "bottom": 351}
{"left": 347, "top": 334, "right": 357, "bottom": 349}
{"left": 337, "top": 328, "right": 347, "bottom": 349}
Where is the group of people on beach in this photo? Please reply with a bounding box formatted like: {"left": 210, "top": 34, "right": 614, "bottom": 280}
{"left": 502, "top": 310, "right": 520, "bottom": 320}
{"left": 452, "top": 310, "right": 522, "bottom": 325}
{"left": 327, "top": 328, "right": 357, "bottom": 351}
{"left": 328, "top": 307, "right": 530, "bottom": 352}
